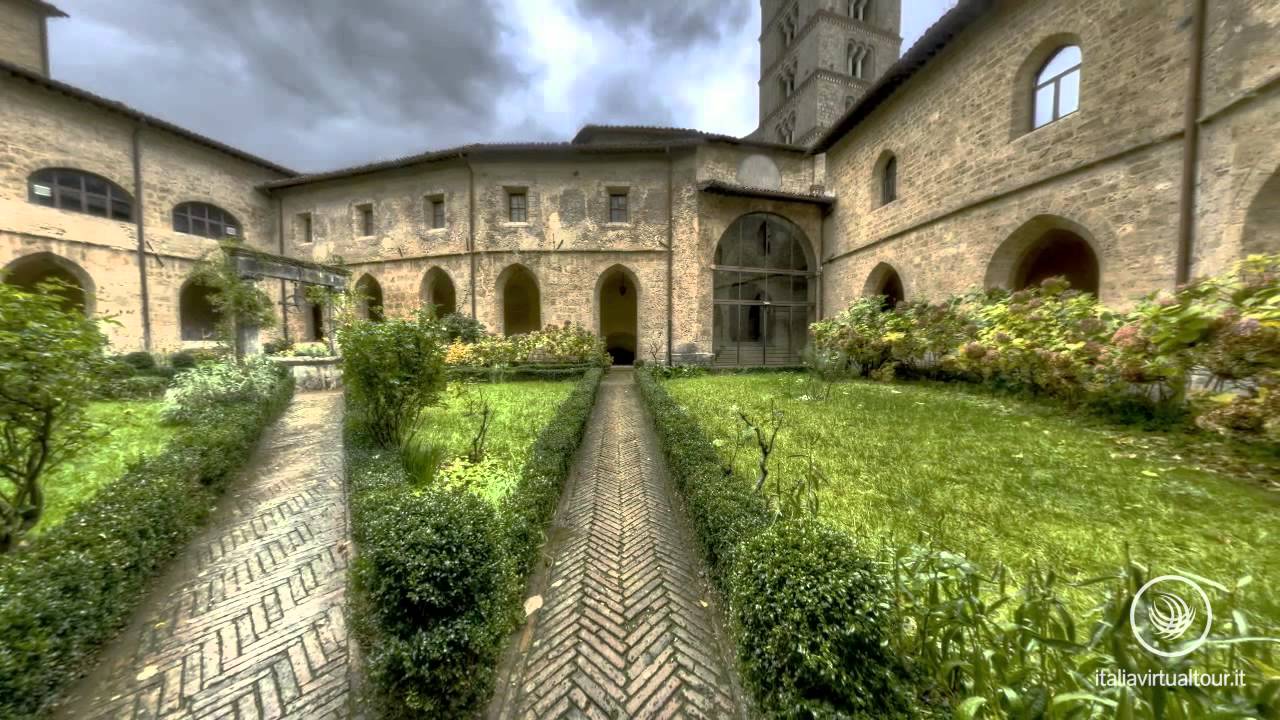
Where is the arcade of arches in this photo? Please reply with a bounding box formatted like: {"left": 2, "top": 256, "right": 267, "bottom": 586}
{"left": 422, "top": 268, "right": 457, "bottom": 317}
{"left": 2, "top": 252, "right": 91, "bottom": 315}
{"left": 179, "top": 282, "right": 221, "bottom": 341}
{"left": 355, "top": 275, "right": 384, "bottom": 322}
{"left": 598, "top": 266, "right": 637, "bottom": 365}
{"left": 713, "top": 213, "right": 814, "bottom": 367}
{"left": 985, "top": 217, "right": 1100, "bottom": 296}
{"left": 500, "top": 265, "right": 540, "bottom": 336}
{"left": 864, "top": 263, "right": 905, "bottom": 309}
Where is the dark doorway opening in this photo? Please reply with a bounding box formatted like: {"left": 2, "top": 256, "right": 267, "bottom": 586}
{"left": 501, "top": 265, "right": 540, "bottom": 336}
{"left": 598, "top": 266, "right": 637, "bottom": 365}
{"left": 1014, "top": 229, "right": 1099, "bottom": 294}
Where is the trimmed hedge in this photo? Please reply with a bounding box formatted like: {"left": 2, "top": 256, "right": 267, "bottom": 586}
{"left": 447, "top": 363, "right": 597, "bottom": 382}
{"left": 635, "top": 369, "right": 920, "bottom": 718}
{"left": 347, "top": 368, "right": 602, "bottom": 718}
{"left": 634, "top": 368, "right": 769, "bottom": 582}
{"left": 0, "top": 366, "right": 294, "bottom": 719}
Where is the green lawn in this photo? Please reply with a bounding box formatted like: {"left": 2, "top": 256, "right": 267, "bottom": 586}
{"left": 411, "top": 379, "right": 575, "bottom": 506}
{"left": 35, "top": 400, "right": 177, "bottom": 534}
{"left": 665, "top": 372, "right": 1279, "bottom": 618}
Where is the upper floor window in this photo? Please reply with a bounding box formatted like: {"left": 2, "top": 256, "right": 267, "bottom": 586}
{"left": 880, "top": 154, "right": 897, "bottom": 205}
{"left": 356, "top": 203, "right": 374, "bottom": 236}
{"left": 780, "top": 66, "right": 797, "bottom": 98}
{"left": 508, "top": 190, "right": 528, "bottom": 222}
{"left": 1033, "top": 45, "right": 1081, "bottom": 129}
{"left": 297, "top": 212, "right": 313, "bottom": 244}
{"left": 777, "top": 112, "right": 796, "bottom": 144}
{"left": 28, "top": 168, "right": 132, "bottom": 221}
{"left": 847, "top": 44, "right": 870, "bottom": 79}
{"left": 608, "top": 192, "right": 629, "bottom": 223}
{"left": 173, "top": 201, "right": 240, "bottom": 239}
{"left": 428, "top": 196, "right": 445, "bottom": 229}
{"left": 849, "top": 0, "right": 870, "bottom": 21}
{"left": 780, "top": 4, "right": 799, "bottom": 46}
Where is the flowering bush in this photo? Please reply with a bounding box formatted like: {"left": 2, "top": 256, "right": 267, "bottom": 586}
{"left": 811, "top": 255, "right": 1280, "bottom": 442}
{"left": 443, "top": 324, "right": 610, "bottom": 367}
{"left": 162, "top": 356, "right": 287, "bottom": 423}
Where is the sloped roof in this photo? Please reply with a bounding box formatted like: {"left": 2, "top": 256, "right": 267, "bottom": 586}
{"left": 698, "top": 179, "right": 835, "bottom": 207}
{"left": 0, "top": 59, "right": 295, "bottom": 175}
{"left": 22, "top": 0, "right": 67, "bottom": 17}
{"left": 810, "top": 0, "right": 995, "bottom": 153}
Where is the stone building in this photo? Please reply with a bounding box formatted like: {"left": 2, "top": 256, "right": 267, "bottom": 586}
{"left": 1, "top": 0, "right": 1275, "bottom": 367}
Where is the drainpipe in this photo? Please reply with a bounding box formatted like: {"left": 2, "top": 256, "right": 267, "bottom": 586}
{"left": 467, "top": 156, "right": 478, "bottom": 319}
{"left": 665, "top": 147, "right": 674, "bottom": 366}
{"left": 131, "top": 125, "right": 152, "bottom": 351}
{"left": 1175, "top": 0, "right": 1206, "bottom": 285}
{"left": 277, "top": 194, "right": 289, "bottom": 342}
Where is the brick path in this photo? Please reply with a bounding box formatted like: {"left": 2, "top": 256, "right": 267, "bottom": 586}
{"left": 55, "top": 392, "right": 351, "bottom": 720}
{"left": 489, "top": 369, "right": 745, "bottom": 719}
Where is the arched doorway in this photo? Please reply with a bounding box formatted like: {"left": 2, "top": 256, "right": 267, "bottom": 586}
{"left": 180, "top": 281, "right": 221, "bottom": 340}
{"left": 1242, "top": 169, "right": 1279, "bottom": 256}
{"left": 354, "top": 274, "right": 384, "bottom": 322}
{"left": 713, "top": 213, "right": 814, "bottom": 366}
{"left": 598, "top": 265, "right": 637, "bottom": 365}
{"left": 987, "top": 216, "right": 1100, "bottom": 295}
{"left": 864, "top": 262, "right": 905, "bottom": 309}
{"left": 421, "top": 267, "right": 457, "bottom": 316}
{"left": 499, "top": 264, "right": 540, "bottom": 336}
{"left": 3, "top": 252, "right": 93, "bottom": 315}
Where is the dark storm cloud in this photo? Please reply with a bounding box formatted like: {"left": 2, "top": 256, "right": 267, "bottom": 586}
{"left": 574, "top": 0, "right": 752, "bottom": 48}
{"left": 51, "top": 0, "right": 538, "bottom": 171}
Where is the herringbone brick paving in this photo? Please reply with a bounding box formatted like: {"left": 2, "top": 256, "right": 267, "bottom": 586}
{"left": 54, "top": 391, "right": 351, "bottom": 720}
{"left": 490, "top": 369, "right": 745, "bottom": 719}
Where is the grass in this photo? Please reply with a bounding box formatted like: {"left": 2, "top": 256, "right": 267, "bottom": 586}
{"left": 409, "top": 379, "right": 575, "bottom": 506}
{"left": 665, "top": 372, "right": 1280, "bottom": 619}
{"left": 35, "top": 400, "right": 177, "bottom": 534}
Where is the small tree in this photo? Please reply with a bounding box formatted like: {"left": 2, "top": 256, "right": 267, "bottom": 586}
{"left": 339, "top": 308, "right": 447, "bottom": 447}
{"left": 189, "top": 246, "right": 276, "bottom": 360}
{"left": 0, "top": 282, "right": 107, "bottom": 551}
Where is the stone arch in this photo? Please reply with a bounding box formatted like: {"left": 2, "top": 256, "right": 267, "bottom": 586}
{"left": 420, "top": 266, "right": 457, "bottom": 316}
{"left": 1242, "top": 167, "right": 1280, "bottom": 256}
{"left": 353, "top": 273, "right": 384, "bottom": 322}
{"left": 863, "top": 262, "right": 906, "bottom": 309}
{"left": 712, "top": 212, "right": 814, "bottom": 366}
{"left": 1010, "top": 32, "right": 1083, "bottom": 138}
{"left": 986, "top": 214, "right": 1102, "bottom": 294}
{"left": 2, "top": 251, "right": 95, "bottom": 315}
{"left": 179, "top": 279, "right": 221, "bottom": 340}
{"left": 595, "top": 264, "right": 639, "bottom": 365}
{"left": 497, "top": 264, "right": 540, "bottom": 336}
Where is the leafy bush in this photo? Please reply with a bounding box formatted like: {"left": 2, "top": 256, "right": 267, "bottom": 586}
{"left": 0, "top": 363, "right": 292, "bottom": 718}
{"left": 731, "top": 522, "right": 918, "bottom": 719}
{"left": 811, "top": 255, "right": 1280, "bottom": 442}
{"left": 348, "top": 444, "right": 512, "bottom": 718}
{"left": 339, "top": 311, "right": 447, "bottom": 447}
{"left": 169, "top": 350, "right": 198, "bottom": 370}
{"left": 261, "top": 338, "right": 291, "bottom": 355}
{"left": 98, "top": 375, "right": 171, "bottom": 401}
{"left": 120, "top": 351, "right": 156, "bottom": 372}
{"left": 161, "top": 356, "right": 287, "bottom": 423}
{"left": 891, "top": 547, "right": 1280, "bottom": 719}
{"left": 444, "top": 324, "right": 610, "bottom": 368}
{"left": 0, "top": 282, "right": 107, "bottom": 552}
{"left": 439, "top": 312, "right": 486, "bottom": 343}
{"left": 346, "top": 369, "right": 602, "bottom": 717}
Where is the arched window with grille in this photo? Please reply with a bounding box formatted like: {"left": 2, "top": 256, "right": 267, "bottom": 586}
{"left": 27, "top": 168, "right": 133, "bottom": 220}
{"left": 1033, "top": 46, "right": 1081, "bottom": 129}
{"left": 173, "top": 201, "right": 242, "bottom": 240}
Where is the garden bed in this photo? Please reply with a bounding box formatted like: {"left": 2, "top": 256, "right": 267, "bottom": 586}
{"left": 664, "top": 372, "right": 1279, "bottom": 619}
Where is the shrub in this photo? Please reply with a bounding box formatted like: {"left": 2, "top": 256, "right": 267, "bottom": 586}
{"left": 120, "top": 350, "right": 157, "bottom": 372}
{"left": 350, "top": 454, "right": 512, "bottom": 718}
{"left": 169, "top": 350, "right": 198, "bottom": 370}
{"left": 98, "top": 374, "right": 171, "bottom": 401}
{"left": 161, "top": 356, "right": 287, "bottom": 423}
{"left": 439, "top": 312, "right": 486, "bottom": 343}
{"left": 0, "top": 364, "right": 292, "bottom": 718}
{"left": 444, "top": 324, "right": 611, "bottom": 368}
{"left": 261, "top": 338, "right": 291, "bottom": 355}
{"left": 731, "top": 522, "right": 918, "bottom": 719}
{"left": 339, "top": 311, "right": 447, "bottom": 447}
{"left": 635, "top": 369, "right": 769, "bottom": 581}
{"left": 0, "top": 282, "right": 107, "bottom": 552}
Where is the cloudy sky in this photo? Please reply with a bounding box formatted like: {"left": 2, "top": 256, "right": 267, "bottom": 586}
{"left": 48, "top": 0, "right": 956, "bottom": 173}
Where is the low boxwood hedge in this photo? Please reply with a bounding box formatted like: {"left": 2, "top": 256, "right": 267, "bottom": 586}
{"left": 0, "top": 368, "right": 294, "bottom": 719}
{"left": 347, "top": 368, "right": 602, "bottom": 718}
{"left": 635, "top": 368, "right": 920, "bottom": 718}
{"left": 446, "top": 363, "right": 599, "bottom": 382}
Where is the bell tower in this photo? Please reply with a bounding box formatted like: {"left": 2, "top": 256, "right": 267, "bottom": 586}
{"left": 753, "top": 0, "right": 901, "bottom": 146}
